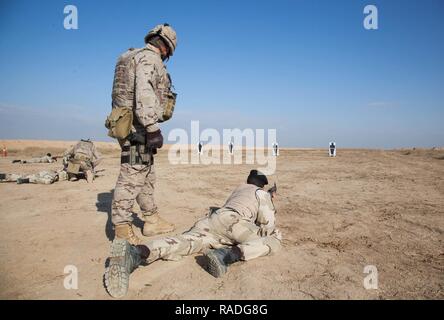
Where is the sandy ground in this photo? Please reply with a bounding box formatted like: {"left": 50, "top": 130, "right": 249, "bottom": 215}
{"left": 0, "top": 141, "right": 443, "bottom": 300}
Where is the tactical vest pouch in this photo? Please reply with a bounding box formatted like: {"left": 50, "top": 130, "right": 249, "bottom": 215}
{"left": 67, "top": 162, "right": 81, "bottom": 174}
{"left": 121, "top": 144, "right": 153, "bottom": 166}
{"left": 105, "top": 107, "right": 133, "bottom": 139}
{"left": 160, "top": 91, "right": 176, "bottom": 122}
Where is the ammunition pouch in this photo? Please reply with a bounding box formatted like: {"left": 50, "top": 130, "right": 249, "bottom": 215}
{"left": 160, "top": 91, "right": 176, "bottom": 122}
{"left": 67, "top": 162, "right": 81, "bottom": 174}
{"left": 121, "top": 143, "right": 153, "bottom": 166}
{"left": 105, "top": 106, "right": 133, "bottom": 139}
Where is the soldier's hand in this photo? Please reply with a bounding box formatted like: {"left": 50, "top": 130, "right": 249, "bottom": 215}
{"left": 147, "top": 130, "right": 164, "bottom": 149}
{"left": 272, "top": 229, "right": 282, "bottom": 241}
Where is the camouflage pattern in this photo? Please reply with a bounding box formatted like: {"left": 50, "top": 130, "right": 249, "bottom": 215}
{"left": 112, "top": 163, "right": 157, "bottom": 225}
{"left": 111, "top": 43, "right": 174, "bottom": 226}
{"left": 144, "top": 185, "right": 282, "bottom": 263}
{"left": 63, "top": 140, "right": 102, "bottom": 172}
{"left": 0, "top": 169, "right": 68, "bottom": 185}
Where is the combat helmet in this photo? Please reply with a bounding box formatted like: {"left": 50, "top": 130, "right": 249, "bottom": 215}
{"left": 144, "top": 23, "right": 177, "bottom": 56}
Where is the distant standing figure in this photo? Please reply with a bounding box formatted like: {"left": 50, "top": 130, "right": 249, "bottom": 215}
{"left": 198, "top": 141, "right": 203, "bottom": 155}
{"left": 228, "top": 141, "right": 234, "bottom": 155}
{"left": 272, "top": 142, "right": 279, "bottom": 156}
{"left": 329, "top": 142, "right": 336, "bottom": 157}
{"left": 63, "top": 139, "right": 102, "bottom": 183}
{"left": 12, "top": 153, "right": 55, "bottom": 164}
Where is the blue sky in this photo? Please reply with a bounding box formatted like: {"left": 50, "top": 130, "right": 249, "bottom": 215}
{"left": 0, "top": 0, "right": 443, "bottom": 148}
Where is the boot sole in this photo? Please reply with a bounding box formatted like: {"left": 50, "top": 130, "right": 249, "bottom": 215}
{"left": 203, "top": 251, "right": 227, "bottom": 278}
{"left": 104, "top": 239, "right": 131, "bottom": 298}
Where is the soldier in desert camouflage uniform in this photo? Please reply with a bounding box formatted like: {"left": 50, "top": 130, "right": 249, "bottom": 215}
{"left": 0, "top": 169, "right": 68, "bottom": 185}
{"left": 12, "top": 153, "right": 55, "bottom": 164}
{"left": 104, "top": 170, "right": 282, "bottom": 298}
{"left": 63, "top": 139, "right": 102, "bottom": 183}
{"left": 110, "top": 24, "right": 178, "bottom": 245}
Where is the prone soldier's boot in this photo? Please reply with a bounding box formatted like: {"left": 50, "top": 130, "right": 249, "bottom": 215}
{"left": 104, "top": 239, "right": 150, "bottom": 298}
{"left": 17, "top": 178, "right": 30, "bottom": 184}
{"left": 114, "top": 223, "right": 143, "bottom": 246}
{"left": 0, "top": 173, "right": 6, "bottom": 180}
{"left": 142, "top": 213, "right": 175, "bottom": 237}
{"left": 85, "top": 170, "right": 94, "bottom": 183}
{"left": 12, "top": 160, "right": 21, "bottom": 164}
{"left": 203, "top": 246, "right": 243, "bottom": 278}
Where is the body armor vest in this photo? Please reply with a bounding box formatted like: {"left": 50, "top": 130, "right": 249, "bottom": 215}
{"left": 111, "top": 46, "right": 174, "bottom": 130}
{"left": 223, "top": 184, "right": 260, "bottom": 221}
{"left": 111, "top": 48, "right": 141, "bottom": 110}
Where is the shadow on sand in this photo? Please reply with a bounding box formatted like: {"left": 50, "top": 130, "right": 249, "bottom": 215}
{"left": 96, "top": 190, "right": 145, "bottom": 241}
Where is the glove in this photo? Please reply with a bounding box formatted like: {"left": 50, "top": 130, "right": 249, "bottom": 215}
{"left": 146, "top": 129, "right": 164, "bottom": 149}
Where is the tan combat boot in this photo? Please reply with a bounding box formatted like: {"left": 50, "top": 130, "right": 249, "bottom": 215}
{"left": 114, "top": 223, "right": 142, "bottom": 245}
{"left": 142, "top": 213, "right": 175, "bottom": 237}
{"left": 85, "top": 170, "right": 94, "bottom": 183}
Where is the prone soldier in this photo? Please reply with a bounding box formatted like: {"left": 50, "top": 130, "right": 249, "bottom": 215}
{"left": 12, "top": 153, "right": 55, "bottom": 164}
{"left": 0, "top": 169, "right": 68, "bottom": 185}
{"left": 104, "top": 170, "right": 281, "bottom": 298}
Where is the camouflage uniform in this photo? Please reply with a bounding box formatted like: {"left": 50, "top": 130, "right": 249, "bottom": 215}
{"left": 0, "top": 169, "right": 68, "bottom": 184}
{"left": 63, "top": 140, "right": 102, "bottom": 173}
{"left": 18, "top": 155, "right": 55, "bottom": 164}
{"left": 145, "top": 184, "right": 282, "bottom": 263}
{"left": 111, "top": 43, "right": 173, "bottom": 226}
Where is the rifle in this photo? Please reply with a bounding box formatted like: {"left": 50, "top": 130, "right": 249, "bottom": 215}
{"left": 51, "top": 155, "right": 65, "bottom": 162}
{"left": 268, "top": 182, "right": 277, "bottom": 195}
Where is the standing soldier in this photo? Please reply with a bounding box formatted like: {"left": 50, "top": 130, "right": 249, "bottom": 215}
{"left": 110, "top": 24, "right": 178, "bottom": 245}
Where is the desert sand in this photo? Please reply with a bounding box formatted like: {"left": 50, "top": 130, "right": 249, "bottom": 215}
{"left": 0, "top": 140, "right": 443, "bottom": 299}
